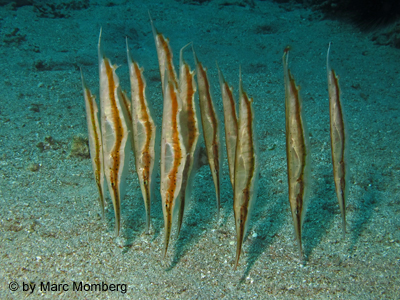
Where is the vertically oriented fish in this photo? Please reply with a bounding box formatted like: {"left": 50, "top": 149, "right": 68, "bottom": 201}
{"left": 327, "top": 43, "right": 348, "bottom": 238}
{"left": 127, "top": 41, "right": 158, "bottom": 233}
{"left": 150, "top": 13, "right": 178, "bottom": 92}
{"left": 283, "top": 48, "right": 311, "bottom": 260}
{"left": 233, "top": 69, "right": 259, "bottom": 269}
{"left": 119, "top": 89, "right": 135, "bottom": 151}
{"left": 149, "top": 16, "right": 187, "bottom": 255}
{"left": 160, "top": 74, "right": 187, "bottom": 257}
{"left": 217, "top": 64, "right": 238, "bottom": 188}
{"left": 98, "top": 30, "right": 131, "bottom": 236}
{"left": 193, "top": 48, "right": 222, "bottom": 220}
{"left": 81, "top": 70, "right": 106, "bottom": 218}
{"left": 176, "top": 43, "right": 200, "bottom": 237}
{"left": 120, "top": 89, "right": 133, "bottom": 125}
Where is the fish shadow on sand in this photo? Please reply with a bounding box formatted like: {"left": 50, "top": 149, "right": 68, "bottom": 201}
{"left": 120, "top": 188, "right": 147, "bottom": 252}
{"left": 219, "top": 187, "right": 233, "bottom": 228}
{"left": 303, "top": 169, "right": 336, "bottom": 262}
{"left": 148, "top": 176, "right": 164, "bottom": 243}
{"left": 166, "top": 172, "right": 217, "bottom": 270}
{"left": 120, "top": 176, "right": 164, "bottom": 251}
{"left": 103, "top": 196, "right": 120, "bottom": 236}
{"left": 348, "top": 173, "right": 379, "bottom": 254}
{"left": 239, "top": 170, "right": 286, "bottom": 282}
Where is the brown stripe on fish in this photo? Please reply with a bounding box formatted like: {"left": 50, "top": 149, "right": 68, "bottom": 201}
{"left": 163, "top": 79, "right": 183, "bottom": 256}
{"left": 88, "top": 91, "right": 102, "bottom": 190}
{"left": 197, "top": 62, "right": 221, "bottom": 216}
{"left": 224, "top": 82, "right": 238, "bottom": 131}
{"left": 83, "top": 82, "right": 105, "bottom": 217}
{"left": 243, "top": 94, "right": 255, "bottom": 189}
{"left": 85, "top": 88, "right": 102, "bottom": 184}
{"left": 226, "top": 80, "right": 238, "bottom": 188}
{"left": 120, "top": 90, "right": 132, "bottom": 123}
{"left": 158, "top": 34, "right": 178, "bottom": 88}
{"left": 217, "top": 65, "right": 238, "bottom": 190}
{"left": 183, "top": 64, "right": 197, "bottom": 152}
{"left": 177, "top": 59, "right": 198, "bottom": 237}
{"left": 149, "top": 14, "right": 177, "bottom": 93}
{"left": 287, "top": 69, "right": 307, "bottom": 258}
{"left": 104, "top": 57, "right": 125, "bottom": 235}
{"left": 327, "top": 43, "right": 347, "bottom": 238}
{"left": 134, "top": 62, "right": 153, "bottom": 229}
{"left": 283, "top": 48, "right": 310, "bottom": 261}
{"left": 234, "top": 85, "right": 256, "bottom": 269}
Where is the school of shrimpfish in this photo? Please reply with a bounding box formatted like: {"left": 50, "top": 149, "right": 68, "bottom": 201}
{"left": 81, "top": 15, "right": 348, "bottom": 269}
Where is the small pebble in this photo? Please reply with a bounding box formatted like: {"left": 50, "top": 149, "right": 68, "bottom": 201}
{"left": 27, "top": 163, "right": 40, "bottom": 172}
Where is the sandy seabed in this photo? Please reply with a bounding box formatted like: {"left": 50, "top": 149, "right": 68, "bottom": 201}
{"left": 0, "top": 0, "right": 399, "bottom": 299}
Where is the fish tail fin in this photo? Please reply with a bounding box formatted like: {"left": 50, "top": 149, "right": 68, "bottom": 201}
{"left": 176, "top": 161, "right": 188, "bottom": 240}
{"left": 234, "top": 231, "right": 243, "bottom": 270}
{"left": 298, "top": 238, "right": 303, "bottom": 263}
{"left": 176, "top": 192, "right": 186, "bottom": 239}
{"left": 98, "top": 185, "right": 105, "bottom": 220}
{"left": 293, "top": 216, "right": 303, "bottom": 262}
{"left": 163, "top": 215, "right": 172, "bottom": 259}
{"left": 114, "top": 215, "right": 120, "bottom": 237}
{"left": 234, "top": 209, "right": 245, "bottom": 269}
{"left": 145, "top": 210, "right": 151, "bottom": 234}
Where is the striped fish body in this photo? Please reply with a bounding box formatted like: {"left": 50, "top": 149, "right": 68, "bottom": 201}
{"left": 327, "top": 44, "right": 348, "bottom": 238}
{"left": 176, "top": 44, "right": 199, "bottom": 236}
{"left": 150, "top": 15, "right": 178, "bottom": 92}
{"left": 217, "top": 66, "right": 238, "bottom": 189}
{"left": 119, "top": 89, "right": 133, "bottom": 132}
{"left": 283, "top": 48, "right": 310, "bottom": 260}
{"left": 98, "top": 32, "right": 131, "bottom": 237}
{"left": 160, "top": 75, "right": 187, "bottom": 257}
{"left": 193, "top": 50, "right": 222, "bottom": 220}
{"left": 149, "top": 18, "right": 186, "bottom": 254}
{"left": 81, "top": 71, "right": 106, "bottom": 218}
{"left": 127, "top": 44, "right": 158, "bottom": 233}
{"left": 233, "top": 72, "right": 259, "bottom": 269}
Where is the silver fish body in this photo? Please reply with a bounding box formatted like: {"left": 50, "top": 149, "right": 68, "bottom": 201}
{"left": 283, "top": 48, "right": 311, "bottom": 260}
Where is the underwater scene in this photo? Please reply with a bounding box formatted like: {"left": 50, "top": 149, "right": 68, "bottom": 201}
{"left": 0, "top": 0, "right": 399, "bottom": 298}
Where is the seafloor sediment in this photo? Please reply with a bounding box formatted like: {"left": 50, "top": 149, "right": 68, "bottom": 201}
{"left": 0, "top": 0, "right": 399, "bottom": 299}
